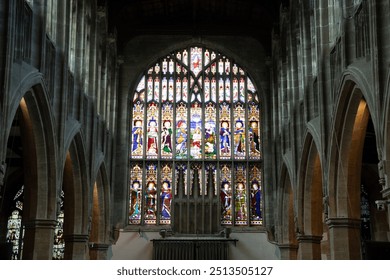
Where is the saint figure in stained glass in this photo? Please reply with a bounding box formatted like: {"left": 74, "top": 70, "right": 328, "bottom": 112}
{"left": 220, "top": 182, "right": 232, "bottom": 221}
{"left": 145, "top": 181, "right": 157, "bottom": 222}
{"left": 147, "top": 118, "right": 158, "bottom": 156}
{"left": 220, "top": 121, "right": 231, "bottom": 155}
{"left": 234, "top": 119, "right": 245, "bottom": 157}
{"left": 161, "top": 120, "right": 173, "bottom": 155}
{"left": 235, "top": 182, "right": 247, "bottom": 222}
{"left": 249, "top": 121, "right": 260, "bottom": 154}
{"left": 132, "top": 120, "right": 143, "bottom": 154}
{"left": 160, "top": 181, "right": 172, "bottom": 220}
{"left": 250, "top": 181, "right": 262, "bottom": 219}
{"left": 129, "top": 181, "right": 141, "bottom": 221}
{"left": 176, "top": 120, "right": 188, "bottom": 157}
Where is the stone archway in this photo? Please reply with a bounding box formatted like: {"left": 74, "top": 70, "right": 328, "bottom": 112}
{"left": 89, "top": 163, "right": 111, "bottom": 260}
{"left": 328, "top": 79, "right": 374, "bottom": 259}
{"left": 1, "top": 84, "right": 58, "bottom": 259}
{"left": 61, "top": 133, "right": 90, "bottom": 260}
{"left": 297, "top": 134, "right": 326, "bottom": 259}
{"left": 277, "top": 165, "right": 298, "bottom": 259}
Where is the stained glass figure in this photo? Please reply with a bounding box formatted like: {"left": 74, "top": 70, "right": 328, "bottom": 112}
{"left": 147, "top": 76, "right": 153, "bottom": 101}
{"left": 190, "top": 103, "right": 202, "bottom": 159}
{"left": 234, "top": 104, "right": 246, "bottom": 158}
{"left": 154, "top": 77, "right": 160, "bottom": 100}
{"left": 235, "top": 164, "right": 248, "bottom": 225}
{"left": 131, "top": 119, "right": 143, "bottom": 157}
{"left": 161, "top": 111, "right": 173, "bottom": 158}
{"left": 233, "top": 119, "right": 245, "bottom": 157}
{"left": 219, "top": 121, "right": 231, "bottom": 157}
{"left": 205, "top": 104, "right": 217, "bottom": 159}
{"left": 176, "top": 77, "right": 182, "bottom": 101}
{"left": 225, "top": 78, "right": 231, "bottom": 101}
{"left": 168, "top": 77, "right": 174, "bottom": 101}
{"left": 146, "top": 104, "right": 159, "bottom": 158}
{"left": 250, "top": 165, "right": 262, "bottom": 225}
{"left": 219, "top": 103, "right": 231, "bottom": 159}
{"left": 233, "top": 78, "right": 239, "bottom": 102}
{"left": 204, "top": 49, "right": 210, "bottom": 65}
{"left": 145, "top": 164, "right": 157, "bottom": 224}
{"left": 220, "top": 165, "right": 232, "bottom": 225}
{"left": 176, "top": 103, "right": 188, "bottom": 159}
{"left": 169, "top": 59, "right": 174, "bottom": 74}
{"left": 162, "top": 77, "right": 168, "bottom": 101}
{"left": 145, "top": 181, "right": 157, "bottom": 223}
{"left": 131, "top": 101, "right": 144, "bottom": 158}
{"left": 129, "top": 164, "right": 142, "bottom": 224}
{"left": 160, "top": 181, "right": 172, "bottom": 221}
{"left": 162, "top": 59, "right": 168, "bottom": 74}
{"left": 239, "top": 77, "right": 245, "bottom": 102}
{"left": 211, "top": 78, "right": 217, "bottom": 102}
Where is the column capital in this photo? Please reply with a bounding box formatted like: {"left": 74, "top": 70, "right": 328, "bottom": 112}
{"left": 23, "top": 219, "right": 57, "bottom": 229}
{"left": 89, "top": 243, "right": 110, "bottom": 251}
{"left": 63, "top": 234, "right": 90, "bottom": 243}
{"left": 325, "top": 218, "right": 360, "bottom": 229}
{"left": 278, "top": 243, "right": 299, "bottom": 250}
{"left": 296, "top": 234, "right": 322, "bottom": 243}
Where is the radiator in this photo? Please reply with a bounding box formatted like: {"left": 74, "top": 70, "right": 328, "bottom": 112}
{"left": 152, "top": 239, "right": 236, "bottom": 260}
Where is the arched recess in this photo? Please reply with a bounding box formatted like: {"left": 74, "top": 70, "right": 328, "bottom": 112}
{"left": 297, "top": 133, "right": 327, "bottom": 259}
{"left": 1, "top": 83, "right": 58, "bottom": 260}
{"left": 89, "top": 162, "right": 111, "bottom": 260}
{"left": 328, "top": 78, "right": 382, "bottom": 259}
{"left": 277, "top": 165, "right": 297, "bottom": 260}
{"left": 62, "top": 133, "right": 90, "bottom": 260}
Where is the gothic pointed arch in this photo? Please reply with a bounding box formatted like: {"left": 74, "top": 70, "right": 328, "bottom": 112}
{"left": 327, "top": 77, "right": 381, "bottom": 259}
{"left": 1, "top": 81, "right": 58, "bottom": 259}
{"left": 277, "top": 164, "right": 297, "bottom": 260}
{"left": 89, "top": 162, "right": 111, "bottom": 260}
{"left": 128, "top": 45, "right": 263, "bottom": 234}
{"left": 296, "top": 133, "right": 325, "bottom": 259}
{"left": 61, "top": 133, "right": 90, "bottom": 260}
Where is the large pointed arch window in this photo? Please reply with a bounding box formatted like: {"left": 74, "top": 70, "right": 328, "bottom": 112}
{"left": 129, "top": 46, "right": 263, "bottom": 229}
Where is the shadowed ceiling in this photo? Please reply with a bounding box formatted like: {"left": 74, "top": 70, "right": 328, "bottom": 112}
{"left": 106, "top": 0, "right": 283, "bottom": 54}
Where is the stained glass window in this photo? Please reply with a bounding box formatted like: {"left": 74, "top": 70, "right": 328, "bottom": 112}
{"left": 53, "top": 189, "right": 65, "bottom": 259}
{"left": 6, "top": 185, "right": 25, "bottom": 260}
{"left": 129, "top": 46, "right": 263, "bottom": 227}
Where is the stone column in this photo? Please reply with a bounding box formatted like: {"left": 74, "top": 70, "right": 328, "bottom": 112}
{"left": 326, "top": 218, "right": 361, "bottom": 259}
{"left": 297, "top": 234, "right": 323, "bottom": 259}
{"left": 378, "top": 160, "right": 390, "bottom": 241}
{"left": 278, "top": 244, "right": 298, "bottom": 260}
{"left": 63, "top": 234, "right": 89, "bottom": 260}
{"left": 22, "top": 219, "right": 57, "bottom": 259}
{"left": 380, "top": 188, "right": 390, "bottom": 241}
{"left": 89, "top": 243, "right": 110, "bottom": 260}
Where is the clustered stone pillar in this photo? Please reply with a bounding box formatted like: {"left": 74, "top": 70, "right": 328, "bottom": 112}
{"left": 63, "top": 234, "right": 90, "bottom": 260}
{"left": 326, "top": 218, "right": 361, "bottom": 259}
{"left": 278, "top": 244, "right": 298, "bottom": 260}
{"left": 89, "top": 243, "right": 110, "bottom": 260}
{"left": 297, "top": 234, "right": 323, "bottom": 259}
{"left": 22, "top": 219, "right": 57, "bottom": 259}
